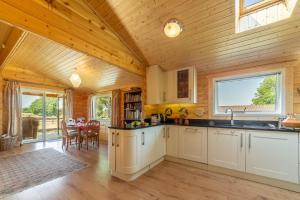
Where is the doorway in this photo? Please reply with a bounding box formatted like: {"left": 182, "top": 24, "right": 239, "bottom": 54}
{"left": 21, "top": 88, "right": 64, "bottom": 143}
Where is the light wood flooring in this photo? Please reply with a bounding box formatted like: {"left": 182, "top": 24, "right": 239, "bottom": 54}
{"left": 1, "top": 141, "right": 300, "bottom": 200}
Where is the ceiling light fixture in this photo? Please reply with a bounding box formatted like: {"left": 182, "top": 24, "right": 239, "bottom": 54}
{"left": 69, "top": 69, "right": 81, "bottom": 88}
{"left": 164, "top": 19, "right": 183, "bottom": 38}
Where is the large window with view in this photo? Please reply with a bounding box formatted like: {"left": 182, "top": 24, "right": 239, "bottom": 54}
{"left": 93, "top": 96, "right": 112, "bottom": 121}
{"left": 214, "top": 72, "right": 283, "bottom": 115}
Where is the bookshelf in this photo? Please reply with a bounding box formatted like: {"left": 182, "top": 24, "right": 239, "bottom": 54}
{"left": 124, "top": 89, "right": 142, "bottom": 123}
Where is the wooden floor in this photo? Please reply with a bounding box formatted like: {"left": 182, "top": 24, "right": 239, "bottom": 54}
{"left": 1, "top": 141, "right": 300, "bottom": 200}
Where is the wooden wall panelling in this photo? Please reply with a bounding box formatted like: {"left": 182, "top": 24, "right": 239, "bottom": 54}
{"left": 72, "top": 90, "right": 89, "bottom": 120}
{"left": 0, "top": 0, "right": 146, "bottom": 76}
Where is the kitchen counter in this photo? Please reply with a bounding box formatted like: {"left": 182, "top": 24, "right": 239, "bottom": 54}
{"left": 109, "top": 119, "right": 299, "bottom": 132}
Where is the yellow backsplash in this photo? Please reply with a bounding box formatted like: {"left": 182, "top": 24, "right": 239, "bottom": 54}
{"left": 144, "top": 103, "right": 208, "bottom": 119}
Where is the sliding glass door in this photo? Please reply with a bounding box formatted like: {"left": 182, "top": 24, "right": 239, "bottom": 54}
{"left": 21, "top": 89, "right": 64, "bottom": 143}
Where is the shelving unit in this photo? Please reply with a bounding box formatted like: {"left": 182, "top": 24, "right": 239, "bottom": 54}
{"left": 124, "top": 89, "right": 142, "bottom": 123}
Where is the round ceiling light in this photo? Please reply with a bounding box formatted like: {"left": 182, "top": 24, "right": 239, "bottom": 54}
{"left": 164, "top": 19, "right": 183, "bottom": 38}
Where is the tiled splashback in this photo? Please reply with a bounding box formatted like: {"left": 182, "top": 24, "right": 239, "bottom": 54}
{"left": 144, "top": 103, "right": 208, "bottom": 119}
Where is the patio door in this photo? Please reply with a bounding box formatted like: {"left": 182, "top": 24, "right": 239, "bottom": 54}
{"left": 21, "top": 88, "right": 64, "bottom": 143}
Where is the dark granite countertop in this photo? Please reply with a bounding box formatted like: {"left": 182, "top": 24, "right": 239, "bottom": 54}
{"left": 108, "top": 119, "right": 299, "bottom": 133}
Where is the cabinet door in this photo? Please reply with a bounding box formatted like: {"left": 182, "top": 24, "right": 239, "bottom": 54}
{"left": 108, "top": 129, "right": 116, "bottom": 172}
{"left": 116, "top": 130, "right": 141, "bottom": 174}
{"left": 174, "top": 67, "right": 197, "bottom": 103}
{"left": 146, "top": 65, "right": 165, "bottom": 104}
{"left": 208, "top": 128, "right": 245, "bottom": 171}
{"left": 246, "top": 131, "right": 299, "bottom": 183}
{"left": 165, "top": 71, "right": 176, "bottom": 103}
{"left": 166, "top": 126, "right": 179, "bottom": 157}
{"left": 179, "top": 127, "right": 207, "bottom": 163}
{"left": 157, "top": 126, "right": 167, "bottom": 158}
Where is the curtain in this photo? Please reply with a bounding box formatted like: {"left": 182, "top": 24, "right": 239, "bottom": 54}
{"left": 87, "top": 95, "right": 94, "bottom": 121}
{"left": 4, "top": 81, "right": 22, "bottom": 144}
{"left": 65, "top": 89, "right": 73, "bottom": 120}
{"left": 111, "top": 89, "right": 121, "bottom": 127}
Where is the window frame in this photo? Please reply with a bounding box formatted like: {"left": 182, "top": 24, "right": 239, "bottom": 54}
{"left": 212, "top": 69, "right": 285, "bottom": 117}
{"left": 92, "top": 93, "right": 112, "bottom": 121}
{"left": 240, "top": 0, "right": 285, "bottom": 16}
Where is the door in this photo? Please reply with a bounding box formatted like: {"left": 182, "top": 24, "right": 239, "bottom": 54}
{"left": 45, "top": 92, "right": 63, "bottom": 141}
{"left": 208, "top": 128, "right": 246, "bottom": 171}
{"left": 166, "top": 126, "right": 179, "bottom": 157}
{"left": 246, "top": 130, "right": 299, "bottom": 183}
{"left": 21, "top": 90, "right": 44, "bottom": 142}
{"left": 116, "top": 130, "right": 140, "bottom": 174}
{"left": 108, "top": 129, "right": 116, "bottom": 172}
{"left": 21, "top": 88, "right": 64, "bottom": 143}
{"left": 179, "top": 127, "right": 207, "bottom": 163}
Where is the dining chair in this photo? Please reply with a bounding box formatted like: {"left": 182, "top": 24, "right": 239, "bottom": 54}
{"left": 61, "top": 120, "right": 79, "bottom": 150}
{"left": 80, "top": 120, "right": 100, "bottom": 150}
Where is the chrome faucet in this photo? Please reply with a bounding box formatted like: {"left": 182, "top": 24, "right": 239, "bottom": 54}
{"left": 225, "top": 108, "right": 235, "bottom": 125}
{"left": 225, "top": 107, "right": 247, "bottom": 126}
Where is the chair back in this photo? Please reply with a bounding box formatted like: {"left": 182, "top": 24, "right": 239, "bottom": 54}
{"left": 84, "top": 120, "right": 100, "bottom": 133}
{"left": 61, "top": 120, "right": 69, "bottom": 136}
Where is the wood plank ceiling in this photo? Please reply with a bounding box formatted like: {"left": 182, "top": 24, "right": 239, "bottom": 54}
{"left": 88, "top": 0, "right": 300, "bottom": 73}
{"left": 0, "top": 0, "right": 146, "bottom": 76}
{"left": 2, "top": 29, "right": 145, "bottom": 92}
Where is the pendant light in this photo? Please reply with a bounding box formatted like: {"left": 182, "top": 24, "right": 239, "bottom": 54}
{"left": 69, "top": 69, "right": 81, "bottom": 88}
{"left": 164, "top": 19, "right": 183, "bottom": 38}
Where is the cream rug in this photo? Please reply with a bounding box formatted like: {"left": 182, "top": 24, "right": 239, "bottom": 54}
{"left": 0, "top": 148, "right": 87, "bottom": 197}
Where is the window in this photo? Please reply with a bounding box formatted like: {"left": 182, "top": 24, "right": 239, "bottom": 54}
{"left": 240, "top": 0, "right": 283, "bottom": 15}
{"left": 213, "top": 72, "right": 283, "bottom": 115}
{"left": 92, "top": 95, "right": 112, "bottom": 120}
{"left": 236, "top": 0, "right": 296, "bottom": 33}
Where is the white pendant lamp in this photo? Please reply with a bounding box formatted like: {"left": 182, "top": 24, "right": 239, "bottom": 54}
{"left": 69, "top": 71, "right": 81, "bottom": 88}
{"left": 164, "top": 19, "right": 183, "bottom": 38}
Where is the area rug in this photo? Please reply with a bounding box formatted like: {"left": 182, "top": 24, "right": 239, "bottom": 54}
{"left": 0, "top": 148, "right": 87, "bottom": 197}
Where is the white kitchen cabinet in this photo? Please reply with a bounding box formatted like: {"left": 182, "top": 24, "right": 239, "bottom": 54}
{"left": 246, "top": 130, "right": 299, "bottom": 183}
{"left": 173, "top": 67, "right": 197, "bottom": 103}
{"left": 109, "top": 129, "right": 141, "bottom": 174}
{"left": 208, "top": 128, "right": 246, "bottom": 172}
{"left": 108, "top": 128, "right": 116, "bottom": 172}
{"left": 156, "top": 126, "right": 167, "bottom": 159}
{"left": 178, "top": 127, "right": 207, "bottom": 163}
{"left": 166, "top": 125, "right": 179, "bottom": 157}
{"left": 146, "top": 65, "right": 165, "bottom": 104}
{"left": 146, "top": 66, "right": 197, "bottom": 104}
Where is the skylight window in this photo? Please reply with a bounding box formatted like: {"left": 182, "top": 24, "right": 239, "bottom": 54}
{"left": 236, "top": 0, "right": 297, "bottom": 33}
{"left": 240, "top": 0, "right": 283, "bottom": 15}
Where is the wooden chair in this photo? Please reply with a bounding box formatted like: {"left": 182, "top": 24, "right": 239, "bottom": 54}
{"left": 61, "top": 120, "right": 79, "bottom": 150}
{"left": 80, "top": 120, "right": 100, "bottom": 150}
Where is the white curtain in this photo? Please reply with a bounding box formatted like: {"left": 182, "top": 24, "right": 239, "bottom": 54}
{"left": 87, "top": 95, "right": 94, "bottom": 121}
{"left": 65, "top": 89, "right": 73, "bottom": 120}
{"left": 4, "top": 81, "right": 22, "bottom": 144}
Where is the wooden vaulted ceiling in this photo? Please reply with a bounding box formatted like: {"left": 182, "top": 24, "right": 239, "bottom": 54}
{"left": 88, "top": 0, "right": 300, "bottom": 73}
{"left": 1, "top": 29, "right": 145, "bottom": 91}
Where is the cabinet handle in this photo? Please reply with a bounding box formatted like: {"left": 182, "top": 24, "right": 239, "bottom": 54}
{"left": 248, "top": 134, "right": 251, "bottom": 149}
{"left": 189, "top": 88, "right": 191, "bottom": 100}
{"left": 142, "top": 132, "right": 145, "bottom": 145}
{"left": 167, "top": 127, "right": 170, "bottom": 138}
{"left": 112, "top": 132, "right": 115, "bottom": 146}
{"left": 116, "top": 132, "right": 119, "bottom": 147}
{"left": 163, "top": 128, "right": 166, "bottom": 138}
{"left": 240, "top": 133, "right": 243, "bottom": 148}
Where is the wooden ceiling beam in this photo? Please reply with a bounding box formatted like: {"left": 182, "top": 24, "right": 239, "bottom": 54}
{"left": 0, "top": 0, "right": 146, "bottom": 76}
{"left": 0, "top": 27, "right": 27, "bottom": 72}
